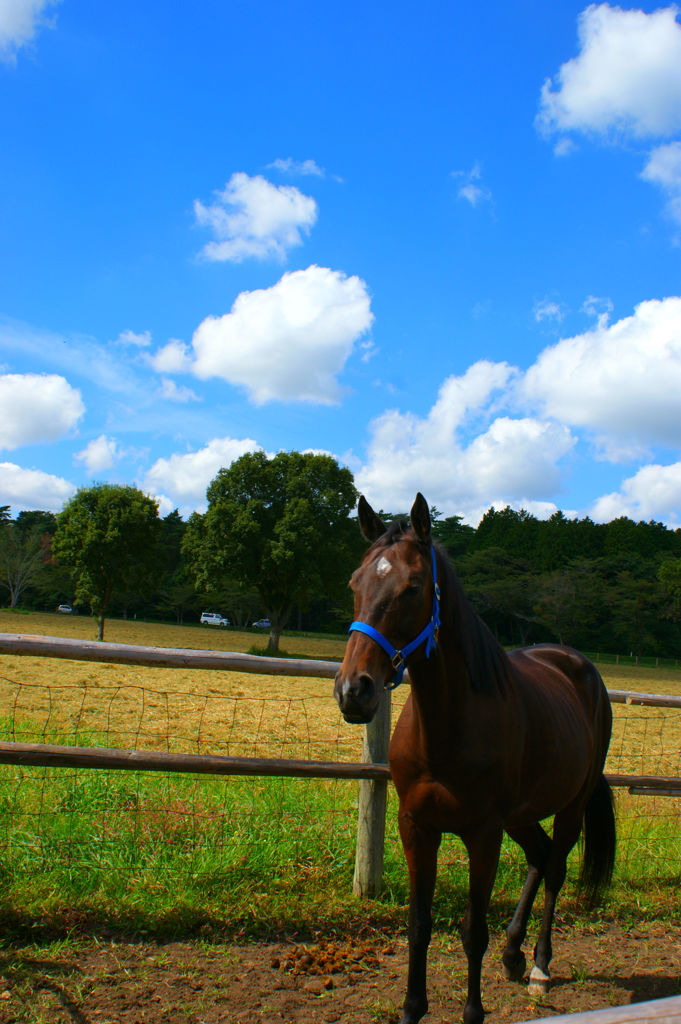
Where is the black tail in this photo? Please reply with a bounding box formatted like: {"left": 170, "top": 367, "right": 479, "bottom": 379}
{"left": 579, "top": 773, "right": 616, "bottom": 906}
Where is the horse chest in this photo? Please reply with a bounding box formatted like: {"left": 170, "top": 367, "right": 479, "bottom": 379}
{"left": 391, "top": 746, "right": 507, "bottom": 833}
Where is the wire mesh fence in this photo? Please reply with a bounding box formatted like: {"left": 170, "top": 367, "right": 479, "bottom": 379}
{"left": 607, "top": 696, "right": 681, "bottom": 882}
{"left": 0, "top": 670, "right": 364, "bottom": 890}
{"left": 0, "top": 657, "right": 679, "bottom": 891}
{"left": 0, "top": 676, "right": 363, "bottom": 761}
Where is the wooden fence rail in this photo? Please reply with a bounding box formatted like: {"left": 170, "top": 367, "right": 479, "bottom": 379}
{"left": 0, "top": 740, "right": 392, "bottom": 780}
{"left": 1, "top": 632, "right": 680, "bottom": 894}
{"left": 0, "top": 632, "right": 340, "bottom": 678}
{"left": 514, "top": 994, "right": 681, "bottom": 1023}
{"left": 0, "top": 740, "right": 677, "bottom": 793}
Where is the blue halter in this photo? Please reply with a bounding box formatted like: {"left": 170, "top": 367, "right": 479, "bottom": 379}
{"left": 348, "top": 545, "right": 441, "bottom": 690}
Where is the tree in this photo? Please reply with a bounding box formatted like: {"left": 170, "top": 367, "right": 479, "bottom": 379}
{"left": 459, "top": 546, "right": 539, "bottom": 645}
{"left": 476, "top": 506, "right": 540, "bottom": 562}
{"left": 658, "top": 558, "right": 681, "bottom": 623}
{"left": 183, "top": 451, "right": 358, "bottom": 652}
{"left": 432, "top": 514, "right": 475, "bottom": 561}
{"left": 53, "top": 484, "right": 159, "bottom": 640}
{"left": 15, "top": 510, "right": 57, "bottom": 536}
{"left": 610, "top": 570, "right": 664, "bottom": 659}
{"left": 0, "top": 521, "right": 52, "bottom": 608}
{"left": 149, "top": 510, "right": 197, "bottom": 624}
{"left": 533, "top": 559, "right": 606, "bottom": 648}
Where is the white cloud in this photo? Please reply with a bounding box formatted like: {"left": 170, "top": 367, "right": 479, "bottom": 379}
{"left": 460, "top": 417, "right": 574, "bottom": 497}
{"left": 641, "top": 141, "right": 681, "bottom": 225}
{"left": 0, "top": 461, "right": 74, "bottom": 512}
{"left": 591, "top": 461, "right": 681, "bottom": 527}
{"left": 424, "top": 361, "right": 515, "bottom": 445}
{"left": 143, "top": 436, "right": 261, "bottom": 510}
{"left": 522, "top": 296, "right": 681, "bottom": 458}
{"left": 537, "top": 4, "right": 681, "bottom": 140}
{"left": 149, "top": 338, "right": 192, "bottom": 374}
{"left": 194, "top": 172, "right": 317, "bottom": 262}
{"left": 581, "top": 294, "right": 614, "bottom": 325}
{"left": 0, "top": 373, "right": 84, "bottom": 450}
{"left": 190, "top": 265, "right": 374, "bottom": 404}
{"left": 0, "top": 318, "right": 156, "bottom": 399}
{"left": 355, "top": 361, "right": 574, "bottom": 523}
{"left": 268, "top": 157, "right": 325, "bottom": 177}
{"left": 534, "top": 299, "right": 565, "bottom": 323}
{"left": 359, "top": 339, "right": 377, "bottom": 363}
{"left": 116, "top": 329, "right": 152, "bottom": 347}
{"left": 158, "top": 378, "right": 200, "bottom": 402}
{"left": 553, "top": 137, "right": 578, "bottom": 158}
{"left": 452, "top": 163, "right": 492, "bottom": 207}
{"left": 74, "top": 435, "right": 119, "bottom": 473}
{"left": 458, "top": 184, "right": 491, "bottom": 207}
{"left": 0, "top": 0, "right": 60, "bottom": 62}
{"left": 302, "top": 447, "right": 335, "bottom": 458}
{"left": 355, "top": 294, "right": 681, "bottom": 526}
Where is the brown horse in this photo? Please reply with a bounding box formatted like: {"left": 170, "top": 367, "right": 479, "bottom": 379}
{"left": 334, "top": 493, "right": 615, "bottom": 1024}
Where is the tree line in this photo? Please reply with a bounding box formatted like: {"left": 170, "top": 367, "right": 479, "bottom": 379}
{"left": 432, "top": 505, "right": 681, "bottom": 658}
{"left": 1, "top": 453, "right": 680, "bottom": 658}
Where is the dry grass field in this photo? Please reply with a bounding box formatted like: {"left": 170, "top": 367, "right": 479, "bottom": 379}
{"left": 0, "top": 609, "right": 358, "bottom": 762}
{"left": 1, "top": 608, "right": 679, "bottom": 777}
{"left": 1, "top": 609, "right": 681, "bottom": 776}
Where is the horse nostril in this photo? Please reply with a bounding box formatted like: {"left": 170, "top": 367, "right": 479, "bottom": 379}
{"left": 339, "top": 673, "right": 375, "bottom": 708}
{"left": 356, "top": 673, "right": 375, "bottom": 705}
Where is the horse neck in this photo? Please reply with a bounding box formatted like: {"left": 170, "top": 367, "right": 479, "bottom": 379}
{"left": 405, "top": 549, "right": 501, "bottom": 752}
{"left": 406, "top": 634, "right": 473, "bottom": 755}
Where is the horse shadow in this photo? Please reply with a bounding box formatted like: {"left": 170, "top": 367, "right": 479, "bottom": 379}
{"left": 0, "top": 950, "right": 88, "bottom": 1024}
{"left": 550, "top": 968, "right": 681, "bottom": 1003}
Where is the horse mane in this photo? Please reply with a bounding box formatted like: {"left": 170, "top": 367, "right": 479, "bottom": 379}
{"left": 433, "top": 541, "right": 512, "bottom": 697}
{"left": 374, "top": 520, "right": 511, "bottom": 696}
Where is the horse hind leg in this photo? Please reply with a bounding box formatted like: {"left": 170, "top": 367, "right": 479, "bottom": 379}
{"left": 502, "top": 823, "right": 552, "bottom": 983}
{"left": 529, "top": 806, "right": 583, "bottom": 996}
{"left": 529, "top": 775, "right": 615, "bottom": 996}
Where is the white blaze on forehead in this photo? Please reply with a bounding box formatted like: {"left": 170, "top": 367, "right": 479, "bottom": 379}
{"left": 376, "top": 556, "right": 392, "bottom": 577}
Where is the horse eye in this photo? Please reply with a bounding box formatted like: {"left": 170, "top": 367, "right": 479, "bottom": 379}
{"left": 406, "top": 583, "right": 422, "bottom": 597}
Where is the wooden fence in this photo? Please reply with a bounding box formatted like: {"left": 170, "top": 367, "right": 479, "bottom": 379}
{"left": 0, "top": 631, "right": 680, "bottom": 897}
{"left": 514, "top": 994, "right": 681, "bottom": 1023}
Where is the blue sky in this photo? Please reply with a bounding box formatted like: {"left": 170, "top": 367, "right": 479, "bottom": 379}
{"left": 1, "top": 0, "right": 681, "bottom": 527}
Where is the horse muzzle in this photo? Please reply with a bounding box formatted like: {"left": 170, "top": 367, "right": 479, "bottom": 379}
{"left": 334, "top": 670, "right": 380, "bottom": 724}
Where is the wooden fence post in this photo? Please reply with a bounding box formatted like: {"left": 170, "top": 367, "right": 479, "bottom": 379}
{"left": 353, "top": 686, "right": 391, "bottom": 898}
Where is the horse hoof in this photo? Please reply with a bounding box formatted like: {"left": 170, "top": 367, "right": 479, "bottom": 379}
{"left": 528, "top": 965, "right": 551, "bottom": 995}
{"left": 398, "top": 998, "right": 428, "bottom": 1024}
{"left": 502, "top": 951, "right": 526, "bottom": 982}
{"left": 463, "top": 1004, "right": 485, "bottom": 1024}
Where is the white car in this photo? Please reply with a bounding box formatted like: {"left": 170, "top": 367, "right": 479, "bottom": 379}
{"left": 200, "top": 611, "right": 229, "bottom": 627}
{"left": 57, "top": 604, "right": 73, "bottom": 614}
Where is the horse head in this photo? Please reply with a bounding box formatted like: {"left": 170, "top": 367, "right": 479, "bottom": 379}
{"left": 334, "top": 492, "right": 438, "bottom": 724}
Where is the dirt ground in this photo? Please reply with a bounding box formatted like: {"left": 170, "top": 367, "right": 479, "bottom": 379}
{"left": 1, "top": 921, "right": 679, "bottom": 1024}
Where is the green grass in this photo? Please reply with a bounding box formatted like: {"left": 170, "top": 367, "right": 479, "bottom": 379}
{"left": 0, "top": 611, "right": 679, "bottom": 943}
{"left": 0, "top": 761, "right": 356, "bottom": 936}
{"left": 0, "top": 751, "right": 678, "bottom": 944}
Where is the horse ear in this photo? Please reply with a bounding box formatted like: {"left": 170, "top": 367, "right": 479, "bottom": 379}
{"left": 410, "top": 492, "right": 431, "bottom": 542}
{"left": 358, "top": 495, "right": 387, "bottom": 542}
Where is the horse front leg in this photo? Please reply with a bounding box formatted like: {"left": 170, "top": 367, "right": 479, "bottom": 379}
{"left": 398, "top": 809, "right": 441, "bottom": 1024}
{"left": 460, "top": 823, "right": 503, "bottom": 1024}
